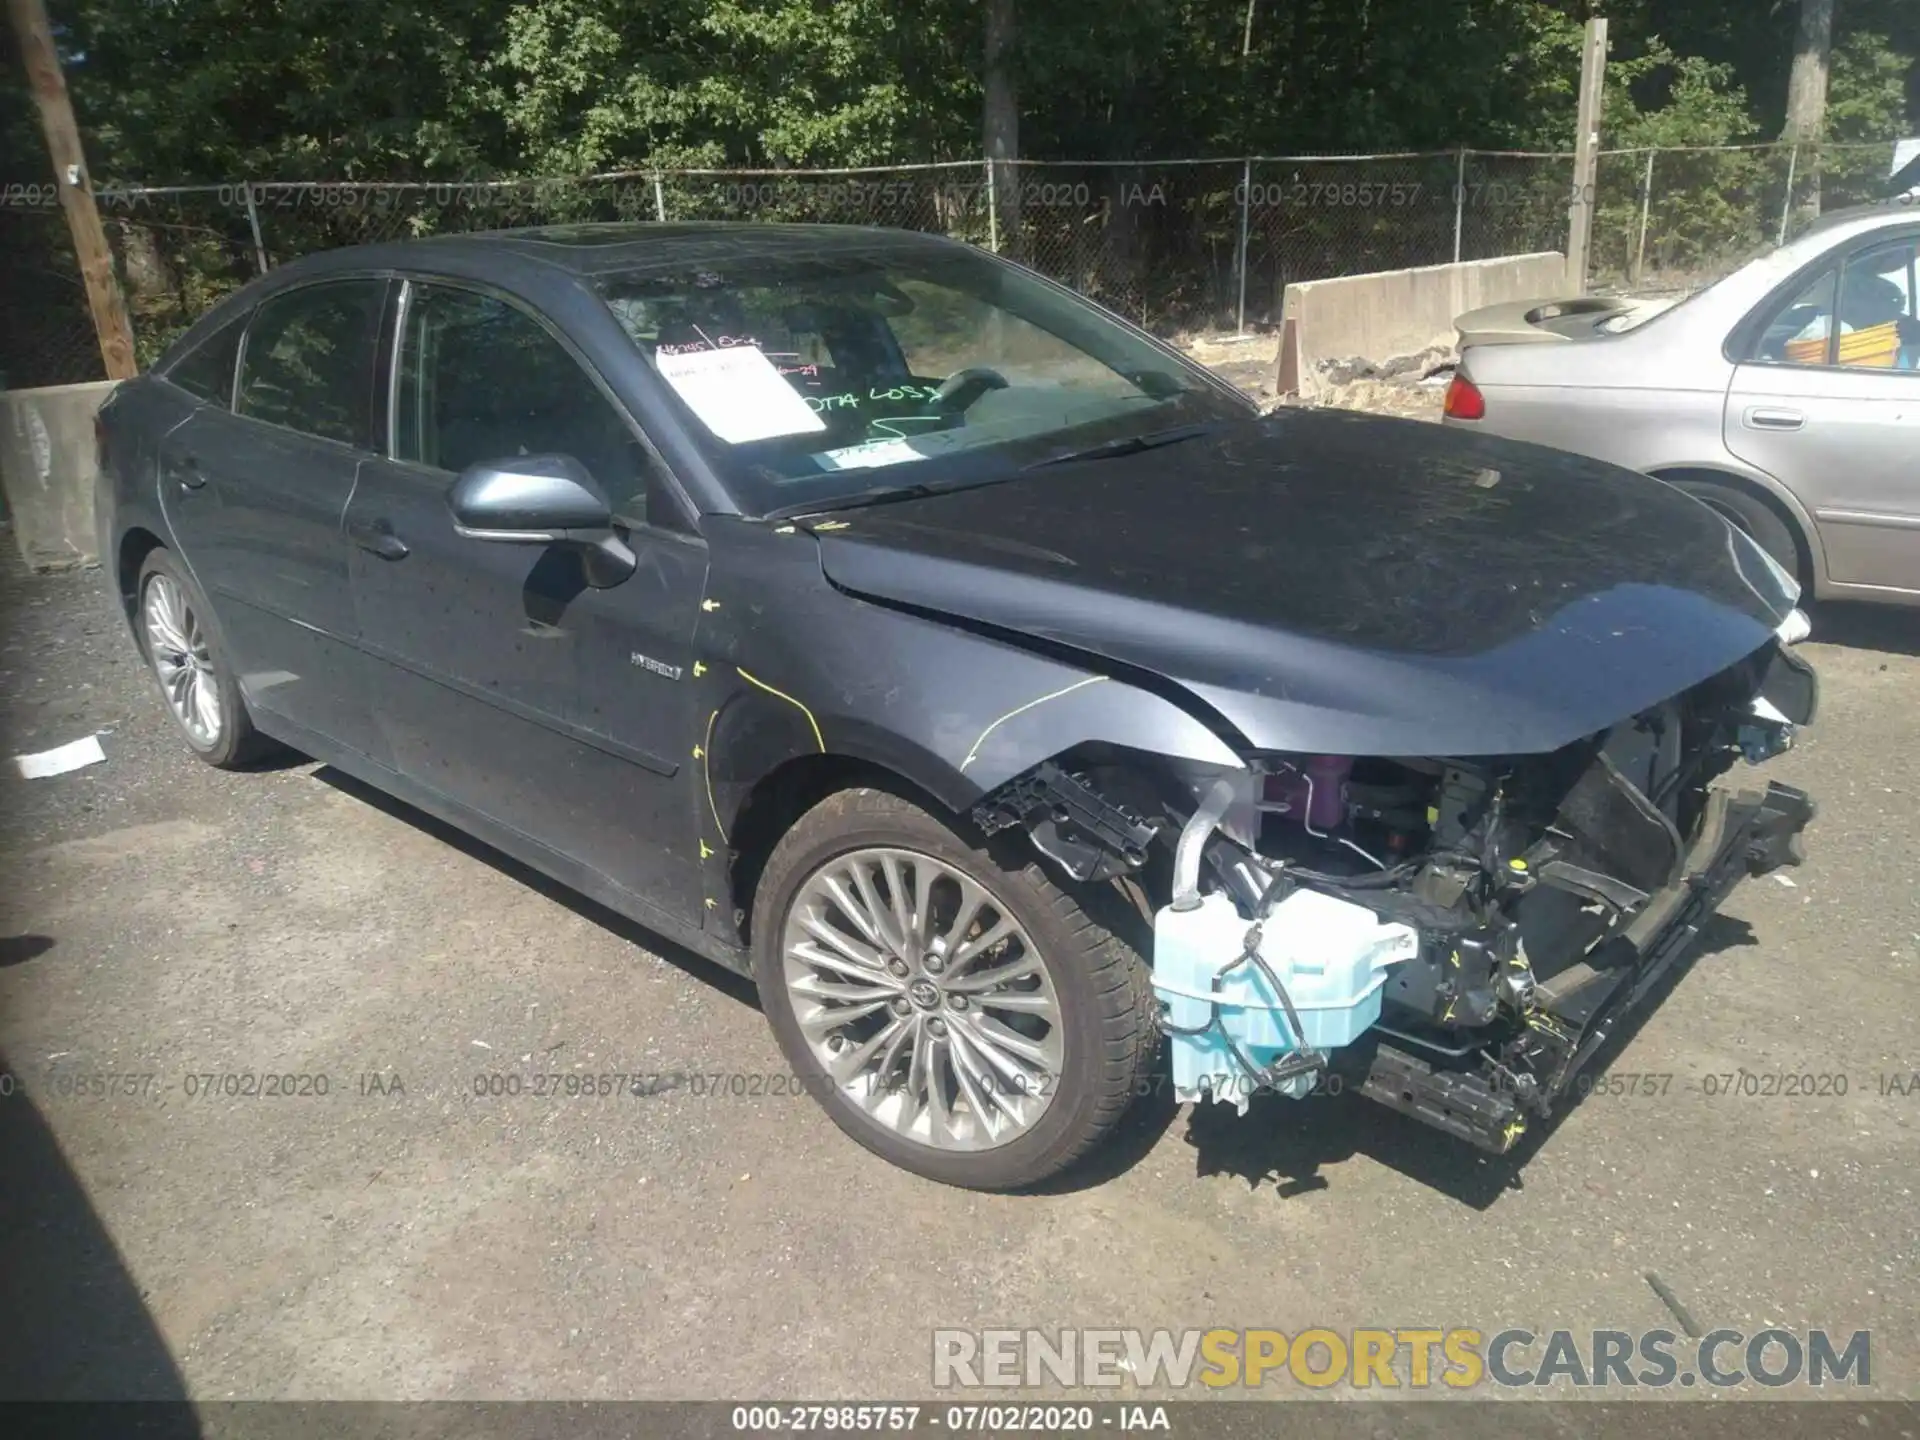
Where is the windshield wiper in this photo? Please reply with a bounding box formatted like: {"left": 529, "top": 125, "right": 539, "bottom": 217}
{"left": 769, "top": 474, "right": 1013, "bottom": 520}
{"left": 1024, "top": 423, "right": 1216, "bottom": 469}
{"left": 761, "top": 419, "right": 1221, "bottom": 520}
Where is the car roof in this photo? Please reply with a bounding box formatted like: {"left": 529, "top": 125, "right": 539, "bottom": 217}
{"left": 1792, "top": 199, "right": 1920, "bottom": 245}
{"left": 156, "top": 223, "right": 983, "bottom": 376}
{"left": 269, "top": 222, "right": 969, "bottom": 283}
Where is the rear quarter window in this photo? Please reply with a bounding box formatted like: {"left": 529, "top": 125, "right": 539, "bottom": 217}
{"left": 163, "top": 317, "right": 246, "bottom": 406}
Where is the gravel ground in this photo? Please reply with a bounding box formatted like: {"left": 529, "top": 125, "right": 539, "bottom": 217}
{"left": 1177, "top": 332, "right": 1448, "bottom": 420}
{"left": 1, "top": 542, "right": 1917, "bottom": 1406}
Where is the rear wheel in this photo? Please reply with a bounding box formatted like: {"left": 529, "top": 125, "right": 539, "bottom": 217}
{"left": 752, "top": 787, "right": 1156, "bottom": 1190}
{"left": 1668, "top": 477, "right": 1804, "bottom": 586}
{"left": 137, "top": 549, "right": 275, "bottom": 768}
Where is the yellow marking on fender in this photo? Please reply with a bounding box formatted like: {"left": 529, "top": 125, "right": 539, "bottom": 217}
{"left": 959, "top": 676, "right": 1108, "bottom": 771}
{"left": 702, "top": 708, "right": 728, "bottom": 843}
{"left": 736, "top": 667, "right": 825, "bottom": 753}
{"left": 813, "top": 520, "right": 850, "bottom": 531}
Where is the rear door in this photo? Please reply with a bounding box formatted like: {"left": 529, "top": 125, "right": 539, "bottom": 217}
{"left": 1725, "top": 230, "right": 1920, "bottom": 592}
{"left": 345, "top": 277, "right": 706, "bottom": 924}
{"left": 159, "top": 276, "right": 391, "bottom": 755}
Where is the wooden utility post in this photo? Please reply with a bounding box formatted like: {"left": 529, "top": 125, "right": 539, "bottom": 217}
{"left": 1565, "top": 16, "right": 1608, "bottom": 295}
{"left": 7, "top": 0, "right": 138, "bottom": 379}
{"left": 1783, "top": 0, "right": 1835, "bottom": 224}
{"left": 983, "top": 0, "right": 1018, "bottom": 258}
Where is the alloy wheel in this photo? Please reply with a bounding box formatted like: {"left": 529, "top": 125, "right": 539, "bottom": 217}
{"left": 780, "top": 846, "right": 1064, "bottom": 1151}
{"left": 143, "top": 573, "right": 223, "bottom": 747}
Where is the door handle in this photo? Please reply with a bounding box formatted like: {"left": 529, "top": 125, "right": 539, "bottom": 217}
{"left": 1745, "top": 407, "right": 1806, "bottom": 432}
{"left": 347, "top": 516, "right": 410, "bottom": 561}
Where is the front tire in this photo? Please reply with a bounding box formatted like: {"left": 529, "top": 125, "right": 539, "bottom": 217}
{"left": 752, "top": 788, "right": 1156, "bottom": 1190}
{"left": 136, "top": 549, "right": 275, "bottom": 769}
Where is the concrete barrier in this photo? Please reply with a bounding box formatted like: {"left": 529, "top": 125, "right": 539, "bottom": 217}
{"left": 1275, "top": 252, "right": 1568, "bottom": 399}
{"left": 1, "top": 380, "right": 117, "bottom": 571}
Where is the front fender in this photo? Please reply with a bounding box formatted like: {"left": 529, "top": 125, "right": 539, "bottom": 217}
{"left": 701, "top": 622, "right": 1244, "bottom": 832}
{"left": 689, "top": 521, "right": 1246, "bottom": 907}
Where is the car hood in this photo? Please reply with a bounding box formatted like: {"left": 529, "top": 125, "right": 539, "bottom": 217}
{"left": 809, "top": 409, "right": 1794, "bottom": 758}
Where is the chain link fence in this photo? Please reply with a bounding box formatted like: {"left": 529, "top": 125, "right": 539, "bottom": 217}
{"left": 1590, "top": 139, "right": 1902, "bottom": 290}
{"left": 1, "top": 141, "right": 1909, "bottom": 389}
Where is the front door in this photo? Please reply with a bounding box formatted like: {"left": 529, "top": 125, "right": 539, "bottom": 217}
{"left": 1726, "top": 231, "right": 1920, "bottom": 594}
{"left": 345, "top": 279, "right": 706, "bottom": 923}
{"left": 159, "top": 277, "right": 390, "bottom": 757}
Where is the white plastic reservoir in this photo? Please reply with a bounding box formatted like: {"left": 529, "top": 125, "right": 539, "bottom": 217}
{"left": 1152, "top": 888, "right": 1419, "bottom": 1110}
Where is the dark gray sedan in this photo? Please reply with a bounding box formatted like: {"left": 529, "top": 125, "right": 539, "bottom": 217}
{"left": 97, "top": 224, "right": 1815, "bottom": 1189}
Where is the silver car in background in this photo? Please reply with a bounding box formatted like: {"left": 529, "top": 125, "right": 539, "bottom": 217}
{"left": 1444, "top": 202, "right": 1920, "bottom": 607}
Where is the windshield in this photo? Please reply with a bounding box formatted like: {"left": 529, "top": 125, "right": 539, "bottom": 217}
{"left": 596, "top": 241, "right": 1251, "bottom": 516}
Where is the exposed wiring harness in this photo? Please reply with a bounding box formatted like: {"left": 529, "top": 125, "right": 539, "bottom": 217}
{"left": 1282, "top": 857, "right": 1422, "bottom": 890}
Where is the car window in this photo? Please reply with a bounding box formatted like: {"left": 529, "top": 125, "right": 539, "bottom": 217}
{"left": 164, "top": 317, "right": 245, "bottom": 407}
{"left": 236, "top": 280, "right": 385, "bottom": 446}
{"left": 1757, "top": 239, "right": 1920, "bottom": 370}
{"left": 1757, "top": 269, "right": 1838, "bottom": 365}
{"left": 889, "top": 280, "right": 1125, "bottom": 391}
{"left": 606, "top": 283, "right": 889, "bottom": 417}
{"left": 395, "top": 284, "right": 649, "bottom": 521}
{"left": 595, "top": 244, "right": 1240, "bottom": 516}
{"left": 1837, "top": 239, "right": 1918, "bottom": 369}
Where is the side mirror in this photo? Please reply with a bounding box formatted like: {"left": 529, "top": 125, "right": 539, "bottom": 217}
{"left": 448, "top": 454, "right": 635, "bottom": 588}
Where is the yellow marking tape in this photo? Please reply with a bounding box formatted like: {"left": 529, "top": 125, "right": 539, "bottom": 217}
{"left": 736, "top": 667, "right": 825, "bottom": 753}
{"left": 702, "top": 707, "right": 727, "bottom": 843}
{"left": 959, "top": 676, "right": 1108, "bottom": 772}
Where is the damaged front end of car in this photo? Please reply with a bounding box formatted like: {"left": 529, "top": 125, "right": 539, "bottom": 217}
{"left": 973, "top": 631, "right": 1818, "bottom": 1153}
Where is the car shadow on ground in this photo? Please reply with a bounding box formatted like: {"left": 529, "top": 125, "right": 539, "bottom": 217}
{"left": 314, "top": 762, "right": 1198, "bottom": 1198}
{"left": 1028, "top": 1052, "right": 1186, "bottom": 1195}
{"left": 309, "top": 765, "right": 762, "bottom": 1011}
{"left": 0, "top": 934, "right": 56, "bottom": 967}
{"left": 0, "top": 1040, "right": 201, "bottom": 1426}
{"left": 1170, "top": 913, "right": 1760, "bottom": 1208}
{"left": 1808, "top": 600, "right": 1920, "bottom": 658}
